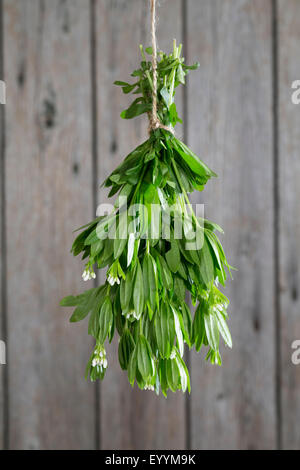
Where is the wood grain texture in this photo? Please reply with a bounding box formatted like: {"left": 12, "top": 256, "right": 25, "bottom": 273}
{"left": 0, "top": 0, "right": 5, "bottom": 449}
{"left": 95, "top": 0, "right": 186, "bottom": 450}
{"left": 278, "top": 0, "right": 300, "bottom": 450}
{"left": 3, "top": 0, "right": 95, "bottom": 449}
{"left": 187, "top": 0, "right": 276, "bottom": 449}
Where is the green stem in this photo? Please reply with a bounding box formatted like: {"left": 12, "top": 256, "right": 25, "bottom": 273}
{"left": 139, "top": 319, "right": 143, "bottom": 335}
{"left": 168, "top": 40, "right": 178, "bottom": 108}
{"left": 145, "top": 70, "right": 154, "bottom": 92}
{"left": 139, "top": 44, "right": 146, "bottom": 61}
{"left": 178, "top": 43, "right": 182, "bottom": 58}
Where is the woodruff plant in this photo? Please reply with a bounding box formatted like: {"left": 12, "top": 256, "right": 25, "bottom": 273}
{"left": 61, "top": 41, "right": 233, "bottom": 396}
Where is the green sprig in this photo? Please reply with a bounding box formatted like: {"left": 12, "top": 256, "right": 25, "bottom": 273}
{"left": 60, "top": 42, "right": 233, "bottom": 396}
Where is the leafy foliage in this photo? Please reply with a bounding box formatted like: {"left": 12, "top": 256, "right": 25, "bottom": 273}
{"left": 61, "top": 41, "right": 233, "bottom": 396}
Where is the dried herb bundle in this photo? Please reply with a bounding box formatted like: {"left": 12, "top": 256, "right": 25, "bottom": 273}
{"left": 61, "top": 41, "right": 233, "bottom": 395}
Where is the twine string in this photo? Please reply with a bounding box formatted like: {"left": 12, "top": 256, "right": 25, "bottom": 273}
{"left": 148, "top": 0, "right": 174, "bottom": 135}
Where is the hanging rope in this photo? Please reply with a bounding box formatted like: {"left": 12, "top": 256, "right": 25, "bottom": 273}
{"left": 148, "top": 0, "right": 174, "bottom": 135}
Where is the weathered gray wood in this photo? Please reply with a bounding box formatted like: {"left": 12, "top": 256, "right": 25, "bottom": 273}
{"left": 187, "top": 0, "right": 276, "bottom": 449}
{"left": 278, "top": 0, "right": 300, "bottom": 450}
{"left": 0, "top": 0, "right": 5, "bottom": 450}
{"left": 4, "top": 0, "right": 95, "bottom": 449}
{"left": 96, "top": 0, "right": 186, "bottom": 449}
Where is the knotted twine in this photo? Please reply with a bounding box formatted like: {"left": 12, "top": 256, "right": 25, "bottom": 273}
{"left": 148, "top": 0, "right": 174, "bottom": 135}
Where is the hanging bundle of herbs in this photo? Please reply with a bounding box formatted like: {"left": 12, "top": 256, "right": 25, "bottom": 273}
{"left": 61, "top": 3, "right": 233, "bottom": 396}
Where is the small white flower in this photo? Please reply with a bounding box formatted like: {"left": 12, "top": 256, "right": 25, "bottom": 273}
{"left": 170, "top": 349, "right": 176, "bottom": 360}
{"left": 144, "top": 384, "right": 154, "bottom": 391}
{"left": 107, "top": 260, "right": 124, "bottom": 286}
{"left": 82, "top": 266, "right": 96, "bottom": 281}
{"left": 123, "top": 310, "right": 139, "bottom": 321}
{"left": 91, "top": 345, "right": 107, "bottom": 370}
{"left": 108, "top": 274, "right": 120, "bottom": 286}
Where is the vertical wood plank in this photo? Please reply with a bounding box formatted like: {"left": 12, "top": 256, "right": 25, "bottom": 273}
{"left": 0, "top": 0, "right": 5, "bottom": 450}
{"left": 187, "top": 0, "right": 276, "bottom": 449}
{"left": 4, "top": 0, "right": 95, "bottom": 449}
{"left": 95, "top": 0, "right": 186, "bottom": 449}
{"left": 278, "top": 0, "right": 300, "bottom": 450}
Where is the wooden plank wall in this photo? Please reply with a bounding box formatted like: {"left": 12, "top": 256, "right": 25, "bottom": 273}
{"left": 95, "top": 0, "right": 186, "bottom": 450}
{"left": 278, "top": 0, "right": 300, "bottom": 450}
{"left": 0, "top": 0, "right": 5, "bottom": 450}
{"left": 187, "top": 0, "right": 276, "bottom": 449}
{"left": 0, "top": 0, "right": 299, "bottom": 450}
{"left": 3, "top": 0, "right": 95, "bottom": 449}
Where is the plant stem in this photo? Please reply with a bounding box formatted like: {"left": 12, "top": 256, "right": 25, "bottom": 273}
{"left": 139, "top": 319, "right": 143, "bottom": 335}
{"left": 146, "top": 70, "right": 154, "bottom": 92}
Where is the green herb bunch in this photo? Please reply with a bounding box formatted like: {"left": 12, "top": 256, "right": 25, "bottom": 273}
{"left": 61, "top": 41, "right": 233, "bottom": 396}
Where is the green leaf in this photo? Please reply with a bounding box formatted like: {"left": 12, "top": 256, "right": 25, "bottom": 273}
{"left": 128, "top": 346, "right": 138, "bottom": 386}
{"left": 177, "top": 64, "right": 185, "bottom": 84}
{"left": 120, "top": 100, "right": 151, "bottom": 119}
{"left": 160, "top": 86, "right": 171, "bottom": 108}
{"left": 166, "top": 359, "right": 179, "bottom": 392}
{"left": 206, "top": 230, "right": 225, "bottom": 278}
{"left": 127, "top": 232, "right": 135, "bottom": 267}
{"left": 154, "top": 302, "right": 175, "bottom": 359}
{"left": 98, "top": 297, "right": 113, "bottom": 344}
{"left": 156, "top": 253, "right": 173, "bottom": 290}
{"left": 114, "top": 210, "right": 128, "bottom": 259}
{"left": 144, "top": 183, "right": 158, "bottom": 204}
{"left": 175, "top": 352, "right": 190, "bottom": 393}
{"left": 114, "top": 81, "right": 138, "bottom": 94}
{"left": 204, "top": 313, "right": 219, "bottom": 352}
{"left": 143, "top": 254, "right": 158, "bottom": 318}
{"left": 60, "top": 295, "right": 81, "bottom": 307}
{"left": 172, "top": 307, "right": 184, "bottom": 357}
{"left": 173, "top": 137, "right": 217, "bottom": 178}
{"left": 158, "top": 360, "right": 168, "bottom": 398}
{"left": 118, "top": 329, "right": 135, "bottom": 370}
{"left": 199, "top": 237, "right": 215, "bottom": 285}
{"left": 192, "top": 303, "right": 205, "bottom": 351}
{"left": 169, "top": 102, "right": 182, "bottom": 126}
{"left": 114, "top": 80, "right": 132, "bottom": 86}
{"left": 133, "top": 260, "right": 144, "bottom": 316}
{"left": 215, "top": 310, "right": 232, "bottom": 348}
{"left": 69, "top": 288, "right": 100, "bottom": 323}
{"left": 120, "top": 267, "right": 134, "bottom": 313}
{"left": 180, "top": 303, "right": 192, "bottom": 347}
{"left": 174, "top": 276, "right": 185, "bottom": 302}
{"left": 165, "top": 240, "right": 180, "bottom": 273}
{"left": 137, "top": 335, "right": 153, "bottom": 380}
